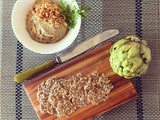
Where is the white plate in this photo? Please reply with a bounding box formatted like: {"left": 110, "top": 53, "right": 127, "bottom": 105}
{"left": 12, "top": 0, "right": 81, "bottom": 54}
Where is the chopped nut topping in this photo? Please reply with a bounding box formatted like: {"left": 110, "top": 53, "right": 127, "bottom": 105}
{"left": 37, "top": 72, "right": 113, "bottom": 118}
{"left": 32, "top": 1, "right": 67, "bottom": 28}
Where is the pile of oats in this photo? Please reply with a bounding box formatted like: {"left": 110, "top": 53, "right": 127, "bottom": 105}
{"left": 37, "top": 72, "right": 113, "bottom": 118}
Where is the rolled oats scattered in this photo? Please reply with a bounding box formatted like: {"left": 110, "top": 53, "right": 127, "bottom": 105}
{"left": 37, "top": 72, "right": 113, "bottom": 118}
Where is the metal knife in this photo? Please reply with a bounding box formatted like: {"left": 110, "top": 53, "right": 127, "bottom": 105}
{"left": 14, "top": 29, "right": 119, "bottom": 83}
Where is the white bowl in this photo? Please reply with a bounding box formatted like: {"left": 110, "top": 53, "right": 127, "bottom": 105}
{"left": 12, "top": 0, "right": 81, "bottom": 54}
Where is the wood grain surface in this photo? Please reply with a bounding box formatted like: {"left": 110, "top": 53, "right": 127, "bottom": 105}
{"left": 23, "top": 42, "right": 137, "bottom": 120}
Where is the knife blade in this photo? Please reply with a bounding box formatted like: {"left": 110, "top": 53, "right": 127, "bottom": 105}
{"left": 60, "top": 29, "right": 119, "bottom": 62}
{"left": 14, "top": 29, "right": 119, "bottom": 83}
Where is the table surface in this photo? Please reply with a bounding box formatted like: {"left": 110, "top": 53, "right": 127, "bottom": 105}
{"left": 0, "top": 0, "right": 160, "bottom": 120}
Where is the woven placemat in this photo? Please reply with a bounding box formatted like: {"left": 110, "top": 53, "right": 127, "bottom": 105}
{"left": 0, "top": 0, "right": 160, "bottom": 120}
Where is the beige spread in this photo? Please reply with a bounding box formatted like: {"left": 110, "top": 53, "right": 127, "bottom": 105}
{"left": 26, "top": 0, "right": 68, "bottom": 44}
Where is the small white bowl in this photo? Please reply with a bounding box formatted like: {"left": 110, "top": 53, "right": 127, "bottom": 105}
{"left": 12, "top": 0, "right": 81, "bottom": 54}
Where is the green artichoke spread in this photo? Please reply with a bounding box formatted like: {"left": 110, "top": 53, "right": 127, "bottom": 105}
{"left": 109, "top": 36, "right": 151, "bottom": 78}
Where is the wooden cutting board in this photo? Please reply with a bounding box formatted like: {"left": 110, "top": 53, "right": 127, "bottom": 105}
{"left": 23, "top": 42, "right": 137, "bottom": 120}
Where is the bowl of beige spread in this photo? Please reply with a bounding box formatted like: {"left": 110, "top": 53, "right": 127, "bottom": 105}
{"left": 12, "top": 0, "right": 81, "bottom": 54}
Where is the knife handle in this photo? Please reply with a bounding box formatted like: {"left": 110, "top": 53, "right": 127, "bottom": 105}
{"left": 14, "top": 58, "right": 61, "bottom": 83}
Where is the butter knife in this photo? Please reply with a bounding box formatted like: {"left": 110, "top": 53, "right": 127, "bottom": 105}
{"left": 14, "top": 29, "right": 119, "bottom": 83}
